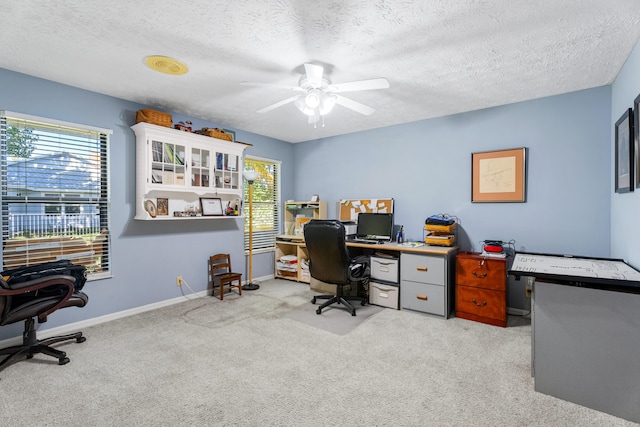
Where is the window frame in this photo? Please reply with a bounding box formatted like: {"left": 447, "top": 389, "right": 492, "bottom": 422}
{"left": 0, "top": 110, "right": 112, "bottom": 280}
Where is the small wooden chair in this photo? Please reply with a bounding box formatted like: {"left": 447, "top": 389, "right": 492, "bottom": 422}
{"left": 209, "top": 254, "right": 242, "bottom": 300}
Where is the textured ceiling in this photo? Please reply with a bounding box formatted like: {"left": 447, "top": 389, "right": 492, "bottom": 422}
{"left": 1, "top": 1, "right": 640, "bottom": 143}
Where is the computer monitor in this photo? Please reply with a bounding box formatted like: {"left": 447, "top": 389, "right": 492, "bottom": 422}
{"left": 356, "top": 213, "right": 394, "bottom": 241}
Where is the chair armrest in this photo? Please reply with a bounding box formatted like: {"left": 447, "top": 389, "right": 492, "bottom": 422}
{"left": 0, "top": 275, "right": 76, "bottom": 321}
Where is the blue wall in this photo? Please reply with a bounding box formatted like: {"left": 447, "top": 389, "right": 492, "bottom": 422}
{"left": 294, "top": 87, "right": 612, "bottom": 254}
{"left": 611, "top": 39, "right": 640, "bottom": 266}
{"left": 0, "top": 68, "right": 291, "bottom": 340}
{"left": 293, "top": 87, "right": 613, "bottom": 309}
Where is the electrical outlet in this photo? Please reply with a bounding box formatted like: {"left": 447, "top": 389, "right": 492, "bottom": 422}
{"left": 525, "top": 277, "right": 534, "bottom": 298}
{"left": 176, "top": 276, "right": 183, "bottom": 286}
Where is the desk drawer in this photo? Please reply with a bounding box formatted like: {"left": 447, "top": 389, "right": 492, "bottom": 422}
{"left": 400, "top": 281, "right": 445, "bottom": 316}
{"left": 456, "top": 285, "right": 506, "bottom": 326}
{"left": 370, "top": 256, "right": 399, "bottom": 283}
{"left": 456, "top": 254, "right": 506, "bottom": 291}
{"left": 369, "top": 281, "right": 399, "bottom": 309}
{"left": 401, "top": 253, "right": 445, "bottom": 285}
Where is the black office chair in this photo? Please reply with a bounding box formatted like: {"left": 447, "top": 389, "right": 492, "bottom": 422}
{"left": 0, "top": 265, "right": 88, "bottom": 372}
{"left": 304, "top": 220, "right": 369, "bottom": 316}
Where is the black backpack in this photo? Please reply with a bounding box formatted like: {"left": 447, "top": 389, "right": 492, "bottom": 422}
{"left": 1, "top": 260, "right": 87, "bottom": 291}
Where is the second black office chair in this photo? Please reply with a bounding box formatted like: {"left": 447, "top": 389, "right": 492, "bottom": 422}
{"left": 304, "top": 220, "right": 369, "bottom": 316}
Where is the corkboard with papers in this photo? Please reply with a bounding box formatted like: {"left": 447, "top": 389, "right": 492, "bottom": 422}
{"left": 337, "top": 198, "right": 394, "bottom": 221}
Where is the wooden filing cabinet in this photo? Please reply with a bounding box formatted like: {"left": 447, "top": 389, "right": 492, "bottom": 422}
{"left": 455, "top": 252, "right": 507, "bottom": 327}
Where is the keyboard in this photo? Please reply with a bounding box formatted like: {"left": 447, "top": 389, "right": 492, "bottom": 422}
{"left": 350, "top": 238, "right": 382, "bottom": 245}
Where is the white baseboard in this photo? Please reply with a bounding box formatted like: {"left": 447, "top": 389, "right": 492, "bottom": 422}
{"left": 0, "top": 290, "right": 208, "bottom": 348}
{"left": 0, "top": 273, "right": 277, "bottom": 349}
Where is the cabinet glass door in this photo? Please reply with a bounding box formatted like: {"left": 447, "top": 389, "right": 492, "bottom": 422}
{"left": 190, "top": 147, "right": 211, "bottom": 188}
{"left": 151, "top": 140, "right": 186, "bottom": 187}
{"left": 214, "top": 152, "right": 239, "bottom": 190}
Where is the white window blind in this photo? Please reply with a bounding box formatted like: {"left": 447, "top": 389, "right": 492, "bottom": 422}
{"left": 1, "top": 111, "right": 111, "bottom": 279}
{"left": 244, "top": 157, "right": 280, "bottom": 251}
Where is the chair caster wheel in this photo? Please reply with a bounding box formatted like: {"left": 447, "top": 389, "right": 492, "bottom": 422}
{"left": 58, "top": 357, "right": 70, "bottom": 365}
{"left": 77, "top": 336, "right": 86, "bottom": 343}
{"left": 311, "top": 297, "right": 316, "bottom": 304}
{"left": 316, "top": 308, "right": 322, "bottom": 315}
{"left": 351, "top": 311, "right": 356, "bottom": 316}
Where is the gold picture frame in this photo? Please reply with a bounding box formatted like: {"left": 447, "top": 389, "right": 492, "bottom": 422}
{"left": 472, "top": 147, "right": 526, "bottom": 202}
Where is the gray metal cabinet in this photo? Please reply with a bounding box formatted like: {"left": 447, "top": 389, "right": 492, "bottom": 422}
{"left": 400, "top": 251, "right": 456, "bottom": 317}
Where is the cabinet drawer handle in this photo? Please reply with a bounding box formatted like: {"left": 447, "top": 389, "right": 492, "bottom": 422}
{"left": 416, "top": 294, "right": 428, "bottom": 301}
{"left": 471, "top": 298, "right": 487, "bottom": 307}
{"left": 416, "top": 266, "right": 428, "bottom": 272}
{"left": 472, "top": 270, "right": 487, "bottom": 278}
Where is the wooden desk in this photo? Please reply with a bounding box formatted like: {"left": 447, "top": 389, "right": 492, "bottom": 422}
{"left": 346, "top": 242, "right": 458, "bottom": 318}
{"left": 275, "top": 235, "right": 458, "bottom": 318}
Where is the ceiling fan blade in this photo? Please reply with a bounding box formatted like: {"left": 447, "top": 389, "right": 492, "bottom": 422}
{"left": 304, "top": 63, "right": 324, "bottom": 88}
{"left": 328, "top": 78, "right": 389, "bottom": 93}
{"left": 241, "top": 81, "right": 303, "bottom": 92}
{"left": 334, "top": 95, "right": 375, "bottom": 116}
{"left": 256, "top": 95, "right": 301, "bottom": 114}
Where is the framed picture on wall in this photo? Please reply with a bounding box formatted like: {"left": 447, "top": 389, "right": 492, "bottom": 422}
{"left": 634, "top": 94, "right": 640, "bottom": 187}
{"left": 471, "top": 147, "right": 526, "bottom": 202}
{"left": 614, "top": 108, "right": 634, "bottom": 193}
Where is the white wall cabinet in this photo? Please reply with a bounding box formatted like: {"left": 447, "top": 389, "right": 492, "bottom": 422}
{"left": 131, "top": 122, "right": 247, "bottom": 220}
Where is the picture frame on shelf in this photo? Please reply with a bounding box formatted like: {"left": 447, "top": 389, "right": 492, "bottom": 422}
{"left": 634, "top": 94, "right": 640, "bottom": 187}
{"left": 200, "top": 197, "right": 224, "bottom": 216}
{"left": 471, "top": 147, "right": 526, "bottom": 202}
{"left": 156, "top": 198, "right": 168, "bottom": 216}
{"left": 615, "top": 108, "right": 634, "bottom": 193}
{"left": 311, "top": 194, "right": 319, "bottom": 202}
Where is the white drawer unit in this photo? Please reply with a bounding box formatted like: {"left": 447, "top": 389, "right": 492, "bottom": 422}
{"left": 400, "top": 251, "right": 456, "bottom": 318}
{"left": 370, "top": 256, "right": 399, "bottom": 284}
{"left": 369, "top": 281, "right": 399, "bottom": 309}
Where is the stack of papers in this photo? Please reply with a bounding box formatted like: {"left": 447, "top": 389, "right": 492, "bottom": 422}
{"left": 277, "top": 255, "right": 298, "bottom": 272}
{"left": 481, "top": 250, "right": 507, "bottom": 258}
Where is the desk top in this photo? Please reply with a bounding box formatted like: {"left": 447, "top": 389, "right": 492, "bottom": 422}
{"left": 346, "top": 240, "right": 458, "bottom": 256}
{"left": 276, "top": 234, "right": 458, "bottom": 256}
{"left": 509, "top": 251, "right": 640, "bottom": 293}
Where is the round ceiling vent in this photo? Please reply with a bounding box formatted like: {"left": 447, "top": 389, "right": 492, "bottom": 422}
{"left": 144, "top": 55, "right": 188, "bottom": 75}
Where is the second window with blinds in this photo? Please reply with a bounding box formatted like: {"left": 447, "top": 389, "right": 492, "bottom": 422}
{"left": 243, "top": 157, "right": 281, "bottom": 253}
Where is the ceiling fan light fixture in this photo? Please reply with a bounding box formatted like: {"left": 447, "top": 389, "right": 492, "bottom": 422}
{"left": 319, "top": 93, "right": 336, "bottom": 115}
{"left": 294, "top": 97, "right": 316, "bottom": 116}
{"left": 305, "top": 90, "right": 321, "bottom": 109}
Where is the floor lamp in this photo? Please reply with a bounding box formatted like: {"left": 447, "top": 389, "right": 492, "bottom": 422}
{"left": 243, "top": 170, "right": 260, "bottom": 291}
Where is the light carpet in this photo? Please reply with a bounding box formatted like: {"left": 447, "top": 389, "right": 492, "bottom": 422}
{"left": 0, "top": 279, "right": 636, "bottom": 426}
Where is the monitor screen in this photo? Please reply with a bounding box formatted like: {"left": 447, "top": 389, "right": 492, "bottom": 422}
{"left": 356, "top": 213, "right": 394, "bottom": 240}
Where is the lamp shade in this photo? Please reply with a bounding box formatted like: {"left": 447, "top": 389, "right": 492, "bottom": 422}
{"left": 243, "top": 170, "right": 259, "bottom": 182}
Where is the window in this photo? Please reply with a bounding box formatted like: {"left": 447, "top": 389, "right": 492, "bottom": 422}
{"left": 1, "top": 111, "right": 111, "bottom": 279}
{"left": 243, "top": 157, "right": 280, "bottom": 252}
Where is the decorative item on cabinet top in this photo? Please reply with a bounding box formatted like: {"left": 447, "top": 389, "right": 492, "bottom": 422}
{"left": 135, "top": 108, "right": 172, "bottom": 127}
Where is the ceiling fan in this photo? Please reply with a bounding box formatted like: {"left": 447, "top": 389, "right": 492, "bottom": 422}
{"left": 242, "top": 63, "right": 389, "bottom": 125}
